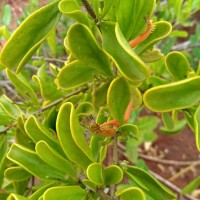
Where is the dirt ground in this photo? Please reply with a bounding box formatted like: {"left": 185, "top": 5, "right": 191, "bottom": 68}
{"left": 1, "top": 0, "right": 200, "bottom": 199}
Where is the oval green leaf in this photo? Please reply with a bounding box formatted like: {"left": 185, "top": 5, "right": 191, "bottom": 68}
{"left": 57, "top": 60, "right": 97, "bottom": 90}
{"left": 25, "top": 116, "right": 64, "bottom": 156}
{"left": 115, "top": 187, "right": 145, "bottom": 200}
{"left": 122, "top": 165, "right": 176, "bottom": 200}
{"left": 59, "top": 0, "right": 89, "bottom": 25}
{"left": 43, "top": 186, "right": 87, "bottom": 200}
{"left": 135, "top": 21, "right": 172, "bottom": 55}
{"left": 86, "top": 163, "right": 104, "bottom": 185}
{"left": 6, "top": 69, "right": 39, "bottom": 105}
{"left": 7, "top": 194, "right": 29, "bottom": 200}
{"left": 165, "top": 51, "right": 190, "bottom": 81}
{"left": 7, "top": 144, "right": 67, "bottom": 181}
{"left": 0, "top": 1, "right": 61, "bottom": 72}
{"left": 67, "top": 23, "right": 112, "bottom": 75}
{"left": 144, "top": 77, "right": 200, "bottom": 112}
{"left": 56, "top": 102, "right": 93, "bottom": 169}
{"left": 117, "top": 0, "right": 155, "bottom": 40}
{"left": 104, "top": 165, "right": 123, "bottom": 185}
{"left": 36, "top": 141, "right": 76, "bottom": 178}
{"left": 107, "top": 77, "right": 131, "bottom": 124}
{"left": 101, "top": 21, "right": 149, "bottom": 82}
{"left": 4, "top": 166, "right": 31, "bottom": 181}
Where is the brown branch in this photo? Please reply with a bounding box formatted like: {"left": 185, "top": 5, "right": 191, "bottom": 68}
{"left": 139, "top": 153, "right": 199, "bottom": 166}
{"left": 118, "top": 144, "right": 199, "bottom": 200}
{"left": 169, "top": 160, "right": 200, "bottom": 181}
{"left": 150, "top": 170, "right": 199, "bottom": 200}
{"left": 81, "top": 0, "right": 98, "bottom": 23}
{"left": 0, "top": 87, "right": 88, "bottom": 135}
{"left": 118, "top": 143, "right": 199, "bottom": 166}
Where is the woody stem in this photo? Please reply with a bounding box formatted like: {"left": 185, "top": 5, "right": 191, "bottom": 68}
{"left": 81, "top": 0, "right": 98, "bottom": 23}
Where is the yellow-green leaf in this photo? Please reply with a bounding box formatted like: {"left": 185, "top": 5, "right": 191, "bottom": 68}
{"left": 56, "top": 102, "right": 93, "bottom": 169}
{"left": 67, "top": 23, "right": 112, "bottom": 75}
{"left": 165, "top": 51, "right": 190, "bottom": 81}
{"left": 144, "top": 77, "right": 200, "bottom": 112}
{"left": 101, "top": 22, "right": 149, "bottom": 82}
{"left": 107, "top": 77, "right": 131, "bottom": 124}
{"left": 0, "top": 1, "right": 61, "bottom": 72}
{"left": 43, "top": 186, "right": 87, "bottom": 200}
{"left": 57, "top": 60, "right": 97, "bottom": 90}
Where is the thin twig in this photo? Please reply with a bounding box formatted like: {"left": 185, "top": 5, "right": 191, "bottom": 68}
{"left": 118, "top": 143, "right": 199, "bottom": 166}
{"left": 169, "top": 160, "right": 200, "bottom": 181}
{"left": 118, "top": 144, "right": 199, "bottom": 200}
{"left": 31, "top": 86, "right": 88, "bottom": 115}
{"left": 81, "top": 0, "right": 98, "bottom": 23}
{"left": 32, "top": 56, "right": 66, "bottom": 63}
{"left": 139, "top": 153, "right": 199, "bottom": 166}
{"left": 150, "top": 170, "right": 199, "bottom": 200}
{"left": 0, "top": 87, "right": 88, "bottom": 135}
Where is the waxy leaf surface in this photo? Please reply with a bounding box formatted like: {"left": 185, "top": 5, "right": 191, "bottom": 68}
{"left": 144, "top": 77, "right": 200, "bottom": 112}
{"left": 0, "top": 1, "right": 61, "bottom": 72}
{"left": 56, "top": 102, "right": 93, "bottom": 169}
{"left": 67, "top": 23, "right": 112, "bottom": 75}
{"left": 107, "top": 77, "right": 131, "bottom": 124}
{"left": 165, "top": 51, "right": 190, "bottom": 81}
{"left": 57, "top": 60, "right": 97, "bottom": 90}
{"left": 43, "top": 186, "right": 87, "bottom": 200}
{"left": 123, "top": 165, "right": 176, "bottom": 199}
{"left": 101, "top": 22, "right": 149, "bottom": 82}
{"left": 7, "top": 144, "right": 67, "bottom": 180}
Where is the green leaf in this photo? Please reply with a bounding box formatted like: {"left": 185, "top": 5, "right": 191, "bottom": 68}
{"left": 107, "top": 77, "right": 131, "bottom": 124}
{"left": 101, "top": 21, "right": 149, "bottom": 82}
{"left": 144, "top": 77, "right": 200, "bottom": 112}
{"left": 93, "top": 81, "right": 111, "bottom": 109}
{"left": 7, "top": 144, "right": 68, "bottom": 181}
{"left": 59, "top": 0, "right": 89, "bottom": 25}
{"left": 57, "top": 60, "right": 97, "bottom": 90}
{"left": 115, "top": 187, "right": 145, "bottom": 200}
{"left": 36, "top": 141, "right": 76, "bottom": 178}
{"left": 29, "top": 181, "right": 58, "bottom": 200}
{"left": 87, "top": 163, "right": 104, "bottom": 185}
{"left": 56, "top": 102, "right": 93, "bottom": 169}
{"left": 1, "top": 4, "right": 12, "bottom": 26}
{"left": 104, "top": 165, "right": 123, "bottom": 185}
{"left": 0, "top": 95, "right": 21, "bottom": 117}
{"left": 117, "top": 0, "right": 155, "bottom": 40}
{"left": 194, "top": 105, "right": 200, "bottom": 151}
{"left": 0, "top": 1, "right": 61, "bottom": 73}
{"left": 76, "top": 102, "right": 94, "bottom": 114}
{"left": 67, "top": 23, "right": 112, "bottom": 75}
{"left": 160, "top": 119, "right": 186, "bottom": 135}
{"left": 70, "top": 102, "right": 95, "bottom": 161}
{"left": 162, "top": 112, "right": 174, "bottom": 130}
{"left": 102, "top": 0, "right": 116, "bottom": 17}
{"left": 6, "top": 69, "right": 39, "bottom": 105}
{"left": 122, "top": 165, "right": 176, "bottom": 200}
{"left": 7, "top": 194, "right": 29, "bottom": 200}
{"left": 140, "top": 48, "right": 164, "bottom": 63}
{"left": 165, "top": 51, "right": 190, "bottom": 81}
{"left": 119, "top": 124, "right": 139, "bottom": 138}
{"left": 4, "top": 166, "right": 31, "bottom": 181}
{"left": 33, "top": 65, "right": 63, "bottom": 101}
{"left": 135, "top": 21, "right": 172, "bottom": 55}
{"left": 43, "top": 186, "right": 87, "bottom": 200}
{"left": 25, "top": 116, "right": 64, "bottom": 156}
{"left": 171, "top": 30, "right": 188, "bottom": 38}
{"left": 182, "top": 176, "right": 200, "bottom": 194}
